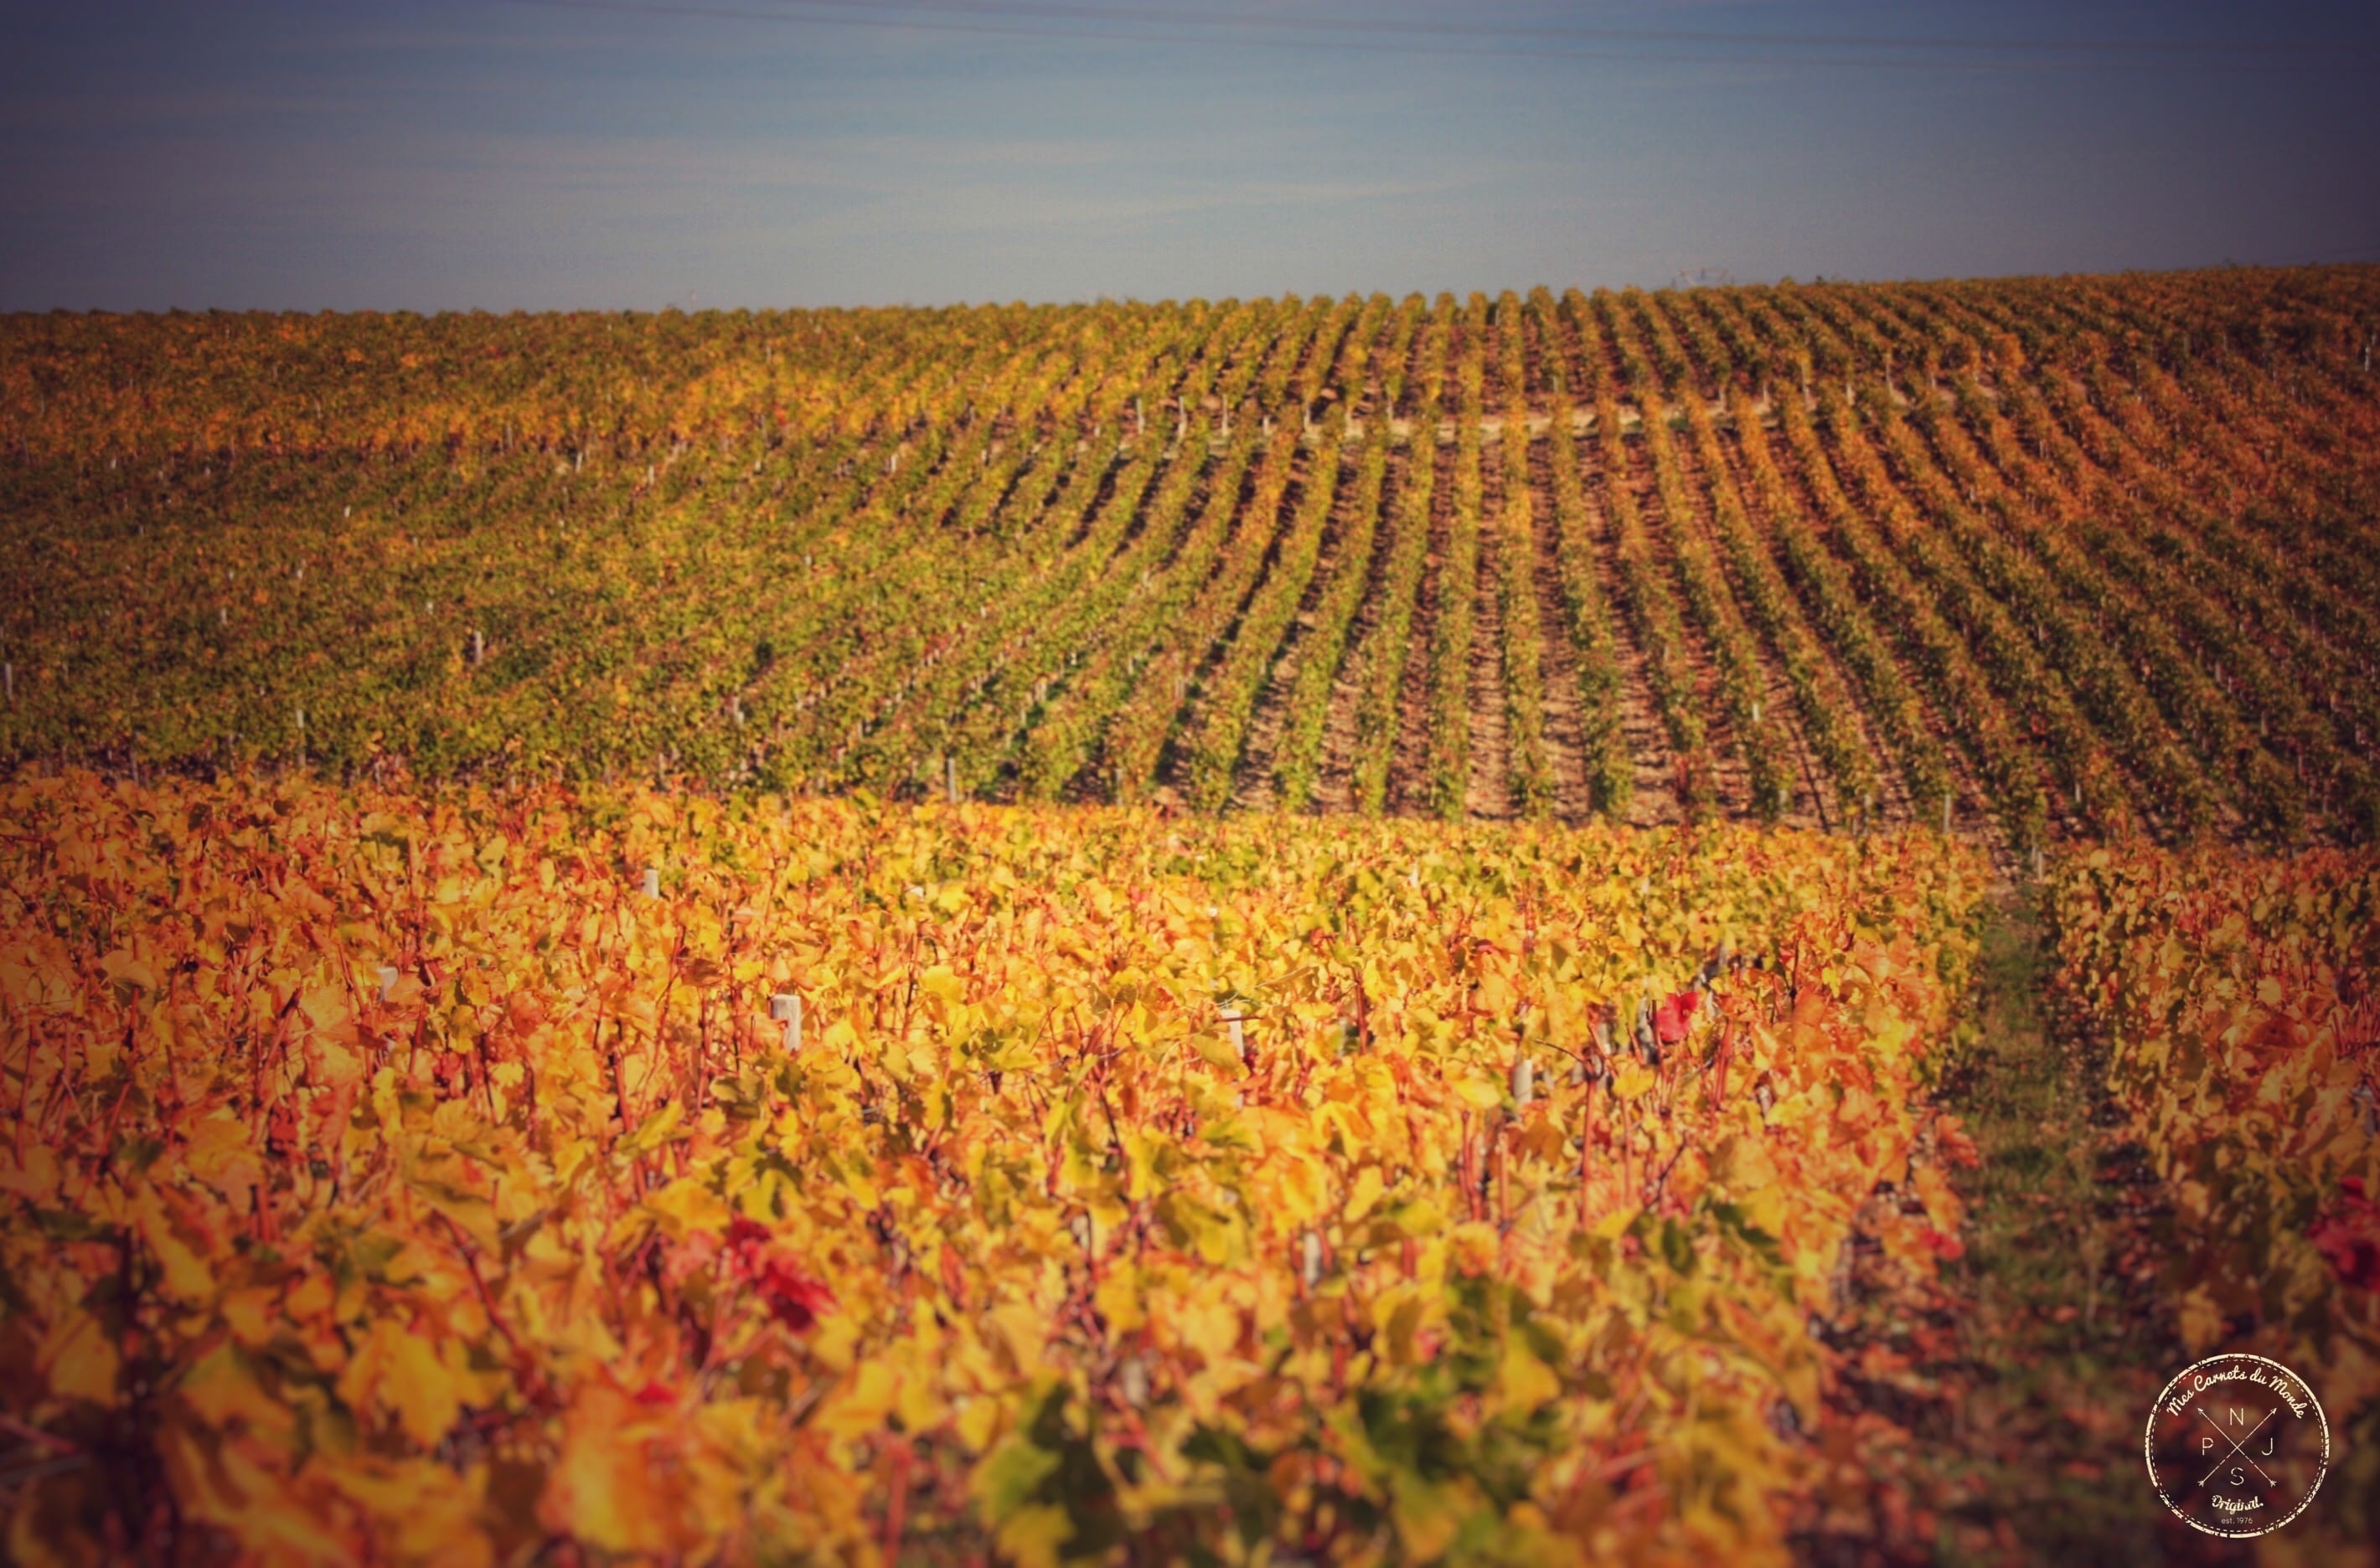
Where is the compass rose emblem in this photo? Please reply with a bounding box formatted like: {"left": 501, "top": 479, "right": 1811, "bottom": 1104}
{"left": 2143, "top": 1353, "right": 2329, "bottom": 1538}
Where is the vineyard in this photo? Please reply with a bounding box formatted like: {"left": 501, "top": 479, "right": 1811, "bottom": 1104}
{"left": 2046, "top": 845, "right": 2380, "bottom": 1555}
{"left": 1, "top": 774, "right": 1987, "bottom": 1563}
{"left": 6, "top": 266, "right": 2380, "bottom": 1564}
{"left": 4, "top": 267, "right": 2379, "bottom": 855}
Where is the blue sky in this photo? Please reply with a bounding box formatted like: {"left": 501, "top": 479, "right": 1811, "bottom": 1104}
{"left": 3, "top": 0, "right": 2376, "bottom": 309}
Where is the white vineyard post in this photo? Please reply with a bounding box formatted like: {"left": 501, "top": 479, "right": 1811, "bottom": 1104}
{"left": 770, "top": 993, "right": 803, "bottom": 1053}
{"left": 1300, "top": 1230, "right": 1323, "bottom": 1287}
{"left": 1511, "top": 1055, "right": 1534, "bottom": 1108}
{"left": 642, "top": 866, "right": 661, "bottom": 899}
{"left": 945, "top": 753, "right": 960, "bottom": 805}
{"left": 376, "top": 966, "right": 399, "bottom": 1003}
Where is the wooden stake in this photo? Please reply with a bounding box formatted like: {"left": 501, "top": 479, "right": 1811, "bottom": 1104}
{"left": 1494, "top": 1132, "right": 1510, "bottom": 1226}
{"left": 1577, "top": 1087, "right": 1595, "bottom": 1227}
{"left": 881, "top": 1443, "right": 911, "bottom": 1566}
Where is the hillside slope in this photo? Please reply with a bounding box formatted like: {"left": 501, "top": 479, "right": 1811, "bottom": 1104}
{"left": 5, "top": 267, "right": 2377, "bottom": 850}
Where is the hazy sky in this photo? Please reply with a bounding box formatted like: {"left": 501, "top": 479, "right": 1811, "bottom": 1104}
{"left": 3, "top": 0, "right": 2377, "bottom": 310}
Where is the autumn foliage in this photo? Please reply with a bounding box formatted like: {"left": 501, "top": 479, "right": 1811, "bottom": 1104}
{"left": 1, "top": 771, "right": 1986, "bottom": 1563}
{"left": 5, "top": 267, "right": 2378, "bottom": 842}
{"left": 2049, "top": 844, "right": 2380, "bottom": 1550}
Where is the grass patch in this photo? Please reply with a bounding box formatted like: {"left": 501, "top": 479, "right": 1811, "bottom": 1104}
{"left": 1918, "top": 893, "right": 2246, "bottom": 1566}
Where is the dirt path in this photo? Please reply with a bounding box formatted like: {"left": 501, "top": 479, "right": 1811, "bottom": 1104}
{"left": 1674, "top": 418, "right": 1869, "bottom": 834}
{"left": 1582, "top": 302, "right": 1633, "bottom": 405}
{"left": 1386, "top": 436, "right": 1453, "bottom": 816}
{"left": 1572, "top": 431, "right": 1684, "bottom": 828}
{"left": 1152, "top": 445, "right": 1319, "bottom": 802}
{"left": 1229, "top": 439, "right": 1371, "bottom": 812}
{"left": 1704, "top": 414, "right": 1923, "bottom": 833}
{"left": 1517, "top": 297, "right": 1554, "bottom": 406}
{"left": 1624, "top": 422, "right": 1755, "bottom": 818}
{"left": 1310, "top": 448, "right": 1417, "bottom": 814}
{"left": 1465, "top": 431, "right": 1515, "bottom": 818}
{"left": 1309, "top": 645, "right": 1371, "bottom": 815}
{"left": 1523, "top": 438, "right": 1600, "bottom": 823}
{"left": 1810, "top": 897, "right": 2246, "bottom": 1566}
